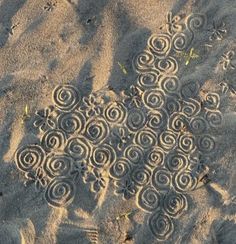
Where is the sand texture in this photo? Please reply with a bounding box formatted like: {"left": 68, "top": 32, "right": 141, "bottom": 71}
{"left": 1, "top": 0, "right": 236, "bottom": 243}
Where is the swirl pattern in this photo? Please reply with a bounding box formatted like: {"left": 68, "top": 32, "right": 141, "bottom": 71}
{"left": 159, "top": 76, "right": 179, "bottom": 94}
{"left": 124, "top": 144, "right": 144, "bottom": 165}
{"left": 138, "top": 71, "right": 161, "bottom": 88}
{"left": 205, "top": 110, "right": 222, "bottom": 128}
{"left": 172, "top": 32, "right": 189, "bottom": 51}
{"left": 178, "top": 133, "right": 196, "bottom": 154}
{"left": 52, "top": 85, "right": 80, "bottom": 111}
{"left": 142, "top": 89, "right": 165, "bottom": 109}
{"left": 168, "top": 112, "right": 188, "bottom": 133}
{"left": 155, "top": 56, "right": 178, "bottom": 75}
{"left": 159, "top": 130, "right": 177, "bottom": 151}
{"left": 109, "top": 158, "right": 131, "bottom": 179}
{"left": 133, "top": 49, "right": 155, "bottom": 73}
{"left": 126, "top": 108, "right": 146, "bottom": 132}
{"left": 131, "top": 166, "right": 151, "bottom": 186}
{"left": 146, "top": 147, "right": 165, "bottom": 168}
{"left": 15, "top": 145, "right": 45, "bottom": 172}
{"left": 134, "top": 128, "right": 157, "bottom": 149}
{"left": 182, "top": 98, "right": 201, "bottom": 117}
{"left": 137, "top": 185, "right": 162, "bottom": 212}
{"left": 147, "top": 109, "right": 167, "bottom": 131}
{"left": 104, "top": 102, "right": 127, "bottom": 124}
{"left": 189, "top": 116, "right": 207, "bottom": 134}
{"left": 166, "top": 151, "right": 189, "bottom": 172}
{"left": 204, "top": 92, "right": 220, "bottom": 110}
{"left": 197, "top": 135, "right": 216, "bottom": 154}
{"left": 165, "top": 96, "right": 181, "bottom": 115}
{"left": 152, "top": 168, "right": 172, "bottom": 191}
{"left": 45, "top": 177, "right": 75, "bottom": 207}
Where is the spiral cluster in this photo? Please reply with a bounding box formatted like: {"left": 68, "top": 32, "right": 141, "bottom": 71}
{"left": 104, "top": 102, "right": 127, "bottom": 124}
{"left": 126, "top": 108, "right": 146, "bottom": 132}
{"left": 142, "top": 89, "right": 165, "bottom": 109}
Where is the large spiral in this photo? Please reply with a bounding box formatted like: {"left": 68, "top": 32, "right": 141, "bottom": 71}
{"left": 126, "top": 108, "right": 147, "bottom": 132}
{"left": 147, "top": 109, "right": 167, "bottom": 131}
{"left": 44, "top": 177, "right": 75, "bottom": 207}
{"left": 66, "top": 136, "right": 91, "bottom": 160}
{"left": 15, "top": 144, "right": 45, "bottom": 172}
{"left": 109, "top": 158, "right": 131, "bottom": 179}
{"left": 178, "top": 133, "right": 196, "bottom": 154}
{"left": 137, "top": 185, "right": 162, "bottom": 212}
{"left": 168, "top": 112, "right": 188, "bottom": 133}
{"left": 152, "top": 168, "right": 172, "bottom": 191}
{"left": 90, "top": 144, "right": 116, "bottom": 168}
{"left": 142, "top": 89, "right": 165, "bottom": 109}
{"left": 181, "top": 98, "right": 201, "bottom": 117}
{"left": 133, "top": 49, "right": 155, "bottom": 73}
{"left": 173, "top": 170, "right": 198, "bottom": 192}
{"left": 52, "top": 85, "right": 80, "bottom": 111}
{"left": 58, "top": 111, "right": 85, "bottom": 134}
{"left": 189, "top": 116, "right": 207, "bottom": 134}
{"left": 204, "top": 92, "right": 220, "bottom": 110}
{"left": 205, "top": 110, "right": 222, "bottom": 128}
{"left": 84, "top": 117, "right": 109, "bottom": 144}
{"left": 41, "top": 129, "right": 66, "bottom": 152}
{"left": 148, "top": 211, "right": 174, "bottom": 241}
{"left": 104, "top": 101, "right": 127, "bottom": 124}
{"left": 165, "top": 151, "right": 189, "bottom": 172}
{"left": 146, "top": 147, "right": 165, "bottom": 168}
{"left": 197, "top": 134, "right": 216, "bottom": 154}
{"left": 159, "top": 76, "right": 179, "bottom": 94}
{"left": 124, "top": 144, "right": 144, "bottom": 165}
{"left": 159, "top": 130, "right": 177, "bottom": 151}
{"left": 138, "top": 70, "right": 161, "bottom": 89}
{"left": 163, "top": 191, "right": 188, "bottom": 218}
{"left": 131, "top": 166, "right": 151, "bottom": 186}
{"left": 148, "top": 34, "right": 172, "bottom": 59}
{"left": 44, "top": 154, "right": 72, "bottom": 178}
{"left": 134, "top": 128, "right": 157, "bottom": 149}
{"left": 155, "top": 56, "right": 178, "bottom": 75}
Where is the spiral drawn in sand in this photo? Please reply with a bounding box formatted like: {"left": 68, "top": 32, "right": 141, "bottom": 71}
{"left": 204, "top": 92, "right": 220, "bottom": 110}
{"left": 147, "top": 109, "right": 167, "bottom": 131}
{"left": 84, "top": 117, "right": 109, "bottom": 144}
{"left": 189, "top": 116, "right": 207, "bottom": 134}
{"left": 146, "top": 147, "right": 165, "bottom": 168}
{"left": 142, "top": 89, "right": 165, "bottom": 109}
{"left": 173, "top": 170, "right": 198, "bottom": 192}
{"left": 168, "top": 112, "right": 188, "bottom": 133}
{"left": 148, "top": 34, "right": 172, "bottom": 59}
{"left": 66, "top": 136, "right": 91, "bottom": 160}
{"left": 159, "top": 76, "right": 179, "bottom": 94}
{"left": 124, "top": 144, "right": 144, "bottom": 165}
{"left": 172, "top": 32, "right": 189, "bottom": 51}
{"left": 134, "top": 128, "right": 157, "bottom": 149}
{"left": 166, "top": 151, "right": 189, "bottom": 172}
{"left": 45, "top": 177, "right": 75, "bottom": 207}
{"left": 133, "top": 49, "right": 155, "bottom": 73}
{"left": 197, "top": 134, "right": 216, "bottom": 154}
{"left": 165, "top": 96, "right": 181, "bottom": 115}
{"left": 159, "top": 130, "right": 177, "bottom": 151}
{"left": 163, "top": 191, "right": 188, "bottom": 218}
{"left": 41, "top": 129, "right": 66, "bottom": 152}
{"left": 186, "top": 13, "right": 206, "bottom": 34}
{"left": 58, "top": 111, "right": 85, "bottom": 134}
{"left": 126, "top": 108, "right": 147, "bottom": 132}
{"left": 205, "top": 110, "right": 222, "bottom": 128}
{"left": 155, "top": 56, "right": 178, "bottom": 75}
{"left": 137, "top": 185, "right": 162, "bottom": 212}
{"left": 44, "top": 154, "right": 73, "bottom": 178}
{"left": 15, "top": 145, "right": 45, "bottom": 172}
{"left": 90, "top": 144, "right": 116, "bottom": 168}
{"left": 180, "top": 81, "right": 200, "bottom": 99}
{"left": 131, "top": 166, "right": 151, "bottom": 186}
{"left": 178, "top": 133, "right": 196, "bottom": 154}
{"left": 152, "top": 168, "right": 172, "bottom": 191}
{"left": 52, "top": 85, "right": 80, "bottom": 111}
{"left": 109, "top": 158, "right": 131, "bottom": 179}
{"left": 181, "top": 98, "right": 201, "bottom": 117}
{"left": 104, "top": 101, "right": 127, "bottom": 124}
{"left": 138, "top": 70, "right": 161, "bottom": 88}
{"left": 148, "top": 211, "right": 174, "bottom": 241}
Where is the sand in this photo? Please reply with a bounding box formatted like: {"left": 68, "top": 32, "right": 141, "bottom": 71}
{"left": 0, "top": 0, "right": 236, "bottom": 243}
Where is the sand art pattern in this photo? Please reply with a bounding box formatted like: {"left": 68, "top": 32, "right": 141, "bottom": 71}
{"left": 14, "top": 12, "right": 223, "bottom": 241}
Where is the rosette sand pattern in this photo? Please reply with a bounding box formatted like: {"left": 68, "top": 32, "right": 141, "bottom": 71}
{"left": 14, "top": 12, "right": 223, "bottom": 241}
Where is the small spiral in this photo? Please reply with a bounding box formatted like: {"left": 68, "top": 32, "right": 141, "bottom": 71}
{"left": 133, "top": 49, "right": 155, "bottom": 73}
{"left": 165, "top": 151, "right": 189, "bottom": 172}
{"left": 148, "top": 34, "right": 172, "bottom": 59}
{"left": 15, "top": 145, "right": 45, "bottom": 172}
{"left": 159, "top": 130, "right": 177, "bottom": 151}
{"left": 147, "top": 109, "right": 167, "bottom": 131}
{"left": 173, "top": 170, "right": 198, "bottom": 192}
{"left": 44, "top": 154, "right": 72, "bottom": 178}
{"left": 90, "top": 144, "right": 116, "bottom": 168}
{"left": 138, "top": 70, "right": 161, "bottom": 88}
{"left": 204, "top": 92, "right": 220, "bottom": 110}
{"left": 124, "top": 144, "right": 144, "bottom": 165}
{"left": 131, "top": 166, "right": 151, "bottom": 186}
{"left": 66, "top": 136, "right": 91, "bottom": 160}
{"left": 45, "top": 177, "right": 75, "bottom": 207}
{"left": 159, "top": 76, "right": 179, "bottom": 94}
{"left": 58, "top": 111, "right": 85, "bottom": 134}
{"left": 84, "top": 117, "right": 109, "bottom": 144}
{"left": 186, "top": 13, "right": 206, "bottom": 33}
{"left": 178, "top": 133, "right": 196, "bottom": 154}
{"left": 126, "top": 108, "right": 147, "bottom": 132}
{"left": 172, "top": 32, "right": 189, "bottom": 51}
{"left": 146, "top": 147, "right": 165, "bottom": 168}
{"left": 180, "top": 81, "right": 200, "bottom": 99}
{"left": 148, "top": 211, "right": 174, "bottom": 241}
{"left": 168, "top": 112, "right": 188, "bottom": 133}
{"left": 155, "top": 56, "right": 178, "bottom": 75}
{"left": 52, "top": 85, "right": 80, "bottom": 111}
{"left": 41, "top": 129, "right": 66, "bottom": 152}
{"left": 109, "top": 158, "right": 131, "bottom": 179}
{"left": 142, "top": 89, "right": 165, "bottom": 109}
{"left": 137, "top": 185, "right": 162, "bottom": 212}
{"left": 104, "top": 101, "right": 127, "bottom": 124}
{"left": 197, "top": 134, "right": 216, "bottom": 154}
{"left": 181, "top": 98, "right": 201, "bottom": 117}
{"left": 163, "top": 191, "right": 188, "bottom": 218}
{"left": 205, "top": 110, "right": 222, "bottom": 128}
{"left": 134, "top": 128, "right": 157, "bottom": 149}
{"left": 189, "top": 116, "right": 207, "bottom": 134}
{"left": 165, "top": 96, "right": 181, "bottom": 115}
{"left": 152, "top": 168, "right": 172, "bottom": 191}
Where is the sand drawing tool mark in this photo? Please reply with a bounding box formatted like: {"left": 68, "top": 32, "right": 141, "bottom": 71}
{"left": 118, "top": 62, "right": 128, "bottom": 75}
{"left": 176, "top": 48, "right": 199, "bottom": 65}
{"left": 21, "top": 105, "right": 30, "bottom": 124}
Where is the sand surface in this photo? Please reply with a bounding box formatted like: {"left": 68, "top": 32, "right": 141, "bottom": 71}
{"left": 1, "top": 0, "right": 236, "bottom": 243}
